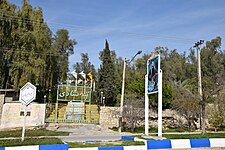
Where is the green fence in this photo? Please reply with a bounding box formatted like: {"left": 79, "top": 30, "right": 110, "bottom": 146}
{"left": 45, "top": 103, "right": 99, "bottom": 124}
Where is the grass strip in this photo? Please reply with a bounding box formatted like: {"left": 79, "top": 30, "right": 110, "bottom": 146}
{"left": 110, "top": 127, "right": 195, "bottom": 133}
{"left": 0, "top": 138, "right": 63, "bottom": 147}
{"left": 68, "top": 141, "right": 144, "bottom": 148}
{"left": 164, "top": 133, "right": 225, "bottom": 139}
{"left": 0, "top": 128, "right": 69, "bottom": 138}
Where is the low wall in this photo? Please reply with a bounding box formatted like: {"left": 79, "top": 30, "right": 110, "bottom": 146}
{"left": 99, "top": 107, "right": 120, "bottom": 128}
{"left": 99, "top": 106, "right": 200, "bottom": 129}
{"left": 0, "top": 94, "right": 5, "bottom": 125}
{"left": 0, "top": 103, "right": 46, "bottom": 128}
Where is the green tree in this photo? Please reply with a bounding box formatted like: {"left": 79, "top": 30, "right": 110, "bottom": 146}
{"left": 52, "top": 29, "right": 77, "bottom": 83}
{"left": 200, "top": 36, "right": 224, "bottom": 133}
{"left": 0, "top": 0, "right": 18, "bottom": 89}
{"left": 98, "top": 40, "right": 116, "bottom": 106}
{"left": 0, "top": 0, "right": 77, "bottom": 103}
{"left": 208, "top": 93, "right": 225, "bottom": 131}
{"left": 172, "top": 80, "right": 200, "bottom": 129}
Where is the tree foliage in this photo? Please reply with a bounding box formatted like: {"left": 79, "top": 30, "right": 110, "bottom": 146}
{"left": 97, "top": 40, "right": 116, "bottom": 106}
{"left": 0, "top": 0, "right": 76, "bottom": 103}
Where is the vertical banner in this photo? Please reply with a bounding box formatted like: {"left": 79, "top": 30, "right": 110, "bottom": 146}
{"left": 146, "top": 54, "right": 162, "bottom": 136}
{"left": 147, "top": 55, "right": 159, "bottom": 94}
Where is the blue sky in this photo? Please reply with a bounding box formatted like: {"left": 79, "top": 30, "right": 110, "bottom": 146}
{"left": 8, "top": 0, "right": 225, "bottom": 70}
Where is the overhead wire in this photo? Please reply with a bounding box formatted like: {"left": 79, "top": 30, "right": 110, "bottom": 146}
{"left": 0, "top": 47, "right": 71, "bottom": 57}
{"left": 0, "top": 13, "right": 197, "bottom": 45}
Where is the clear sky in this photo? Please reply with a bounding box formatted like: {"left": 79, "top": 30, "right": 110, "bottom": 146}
{"left": 8, "top": 0, "right": 225, "bottom": 70}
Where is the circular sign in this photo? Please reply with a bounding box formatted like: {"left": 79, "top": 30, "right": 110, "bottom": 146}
{"left": 19, "top": 82, "right": 36, "bottom": 105}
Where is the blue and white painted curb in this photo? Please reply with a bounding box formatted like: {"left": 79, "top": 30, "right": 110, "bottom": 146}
{"left": 70, "top": 146, "right": 146, "bottom": 150}
{"left": 1, "top": 138, "right": 225, "bottom": 149}
{"left": 0, "top": 144, "right": 68, "bottom": 150}
{"left": 147, "top": 138, "right": 225, "bottom": 149}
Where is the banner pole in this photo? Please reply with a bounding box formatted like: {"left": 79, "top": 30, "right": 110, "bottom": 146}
{"left": 158, "top": 69, "right": 163, "bottom": 137}
{"left": 145, "top": 74, "right": 149, "bottom": 135}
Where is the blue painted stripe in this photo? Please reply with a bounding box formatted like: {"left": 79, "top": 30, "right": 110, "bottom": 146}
{"left": 0, "top": 148, "right": 4, "bottom": 150}
{"left": 86, "top": 140, "right": 101, "bottom": 142}
{"left": 39, "top": 144, "right": 68, "bottom": 150}
{"left": 121, "top": 136, "right": 134, "bottom": 141}
{"left": 190, "top": 138, "right": 210, "bottom": 148}
{"left": 98, "top": 146, "right": 124, "bottom": 150}
{"left": 147, "top": 140, "right": 172, "bottom": 149}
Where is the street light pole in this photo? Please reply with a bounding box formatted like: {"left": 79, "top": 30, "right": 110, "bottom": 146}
{"left": 194, "top": 40, "right": 204, "bottom": 133}
{"left": 119, "top": 50, "right": 142, "bottom": 133}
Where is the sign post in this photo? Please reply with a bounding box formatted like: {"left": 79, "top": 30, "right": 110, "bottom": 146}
{"left": 19, "top": 82, "right": 36, "bottom": 142}
{"left": 146, "top": 55, "right": 162, "bottom": 137}
{"left": 145, "top": 74, "right": 149, "bottom": 135}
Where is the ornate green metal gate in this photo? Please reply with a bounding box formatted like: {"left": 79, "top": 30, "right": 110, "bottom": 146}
{"left": 45, "top": 85, "right": 99, "bottom": 124}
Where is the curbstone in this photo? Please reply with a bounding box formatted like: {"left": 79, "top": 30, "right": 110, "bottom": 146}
{"left": 39, "top": 144, "right": 68, "bottom": 150}
{"left": 98, "top": 146, "right": 123, "bottom": 150}
{"left": 171, "top": 139, "right": 191, "bottom": 149}
{"left": 5, "top": 145, "right": 39, "bottom": 150}
{"left": 121, "top": 136, "right": 134, "bottom": 141}
{"left": 1, "top": 138, "right": 225, "bottom": 150}
{"left": 190, "top": 138, "right": 210, "bottom": 148}
{"left": 147, "top": 139, "right": 172, "bottom": 149}
{"left": 210, "top": 138, "right": 225, "bottom": 147}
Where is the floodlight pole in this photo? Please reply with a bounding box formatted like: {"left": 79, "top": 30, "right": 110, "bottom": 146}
{"left": 119, "top": 57, "right": 126, "bottom": 133}
{"left": 119, "top": 51, "right": 142, "bottom": 133}
{"left": 194, "top": 40, "right": 204, "bottom": 133}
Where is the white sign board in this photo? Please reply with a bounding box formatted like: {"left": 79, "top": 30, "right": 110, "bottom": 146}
{"left": 19, "top": 82, "right": 36, "bottom": 142}
{"left": 19, "top": 82, "right": 36, "bottom": 106}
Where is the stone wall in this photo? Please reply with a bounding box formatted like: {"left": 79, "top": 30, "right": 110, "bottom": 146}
{"left": 0, "top": 103, "right": 46, "bottom": 128}
{"left": 99, "top": 106, "right": 200, "bottom": 129}
{"left": 0, "top": 94, "right": 5, "bottom": 125}
{"left": 99, "top": 106, "right": 120, "bottom": 128}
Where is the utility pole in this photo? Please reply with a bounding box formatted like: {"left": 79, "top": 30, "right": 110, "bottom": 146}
{"left": 194, "top": 40, "right": 204, "bottom": 134}
{"left": 119, "top": 50, "right": 142, "bottom": 133}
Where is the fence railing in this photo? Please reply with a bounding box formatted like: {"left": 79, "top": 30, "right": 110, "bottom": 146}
{"left": 45, "top": 103, "right": 99, "bottom": 124}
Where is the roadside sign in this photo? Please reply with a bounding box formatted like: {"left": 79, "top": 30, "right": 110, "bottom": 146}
{"left": 19, "top": 82, "right": 36, "bottom": 106}
{"left": 19, "top": 82, "right": 36, "bottom": 142}
{"left": 147, "top": 55, "right": 160, "bottom": 94}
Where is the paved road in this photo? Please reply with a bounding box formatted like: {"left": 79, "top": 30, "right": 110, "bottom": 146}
{"left": 59, "top": 134, "right": 122, "bottom": 142}
{"left": 47, "top": 124, "right": 133, "bottom": 142}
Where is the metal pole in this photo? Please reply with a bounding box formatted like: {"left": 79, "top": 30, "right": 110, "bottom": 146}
{"left": 197, "top": 45, "right": 203, "bottom": 104}
{"left": 89, "top": 87, "right": 91, "bottom": 123}
{"left": 22, "top": 105, "right": 27, "bottom": 142}
{"left": 119, "top": 51, "right": 142, "bottom": 133}
{"left": 55, "top": 86, "right": 59, "bottom": 123}
{"left": 197, "top": 43, "right": 204, "bottom": 133}
{"left": 145, "top": 74, "right": 149, "bottom": 135}
{"left": 158, "top": 69, "right": 163, "bottom": 137}
{"left": 119, "top": 57, "right": 126, "bottom": 133}
{"left": 75, "top": 78, "right": 77, "bottom": 91}
{"left": 100, "top": 92, "right": 103, "bottom": 104}
{"left": 194, "top": 40, "right": 204, "bottom": 133}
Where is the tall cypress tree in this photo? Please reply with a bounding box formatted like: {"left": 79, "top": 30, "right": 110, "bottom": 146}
{"left": 98, "top": 40, "right": 116, "bottom": 106}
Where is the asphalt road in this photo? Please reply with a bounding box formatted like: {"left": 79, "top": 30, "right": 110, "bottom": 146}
{"left": 48, "top": 124, "right": 130, "bottom": 142}
{"left": 59, "top": 134, "right": 121, "bottom": 142}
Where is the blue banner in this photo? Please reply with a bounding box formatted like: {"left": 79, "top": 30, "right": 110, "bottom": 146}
{"left": 147, "top": 56, "right": 159, "bottom": 94}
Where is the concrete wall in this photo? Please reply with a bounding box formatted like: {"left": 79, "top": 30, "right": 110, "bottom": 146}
{"left": 99, "top": 106, "right": 120, "bottom": 128}
{"left": 99, "top": 106, "right": 200, "bottom": 129}
{"left": 0, "top": 103, "right": 46, "bottom": 128}
{"left": 0, "top": 94, "right": 5, "bottom": 125}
